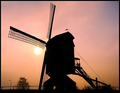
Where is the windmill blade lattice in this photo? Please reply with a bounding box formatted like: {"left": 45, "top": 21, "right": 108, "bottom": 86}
{"left": 47, "top": 3, "right": 56, "bottom": 40}
{"left": 8, "top": 26, "right": 46, "bottom": 48}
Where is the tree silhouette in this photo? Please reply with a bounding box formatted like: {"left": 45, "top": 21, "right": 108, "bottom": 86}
{"left": 17, "top": 77, "right": 30, "bottom": 90}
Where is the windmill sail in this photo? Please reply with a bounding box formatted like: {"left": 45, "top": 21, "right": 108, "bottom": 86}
{"left": 47, "top": 3, "right": 56, "bottom": 40}
{"left": 39, "top": 3, "right": 56, "bottom": 90}
{"left": 8, "top": 26, "right": 46, "bottom": 48}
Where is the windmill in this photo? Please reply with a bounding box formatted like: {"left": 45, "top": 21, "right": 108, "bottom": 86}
{"left": 8, "top": 3, "right": 76, "bottom": 91}
{"left": 8, "top": 3, "right": 110, "bottom": 91}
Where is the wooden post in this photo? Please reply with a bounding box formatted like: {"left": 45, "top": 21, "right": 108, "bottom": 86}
{"left": 96, "top": 77, "right": 98, "bottom": 89}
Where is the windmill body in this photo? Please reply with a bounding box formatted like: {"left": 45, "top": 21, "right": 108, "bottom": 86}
{"left": 43, "top": 31, "right": 76, "bottom": 91}
{"left": 46, "top": 32, "right": 75, "bottom": 77}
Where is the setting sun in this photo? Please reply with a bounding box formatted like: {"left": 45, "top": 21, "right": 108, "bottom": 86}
{"left": 34, "top": 47, "right": 41, "bottom": 55}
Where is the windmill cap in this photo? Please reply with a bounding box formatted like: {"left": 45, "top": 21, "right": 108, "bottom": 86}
{"left": 46, "top": 32, "right": 74, "bottom": 46}
{"left": 49, "top": 31, "right": 74, "bottom": 42}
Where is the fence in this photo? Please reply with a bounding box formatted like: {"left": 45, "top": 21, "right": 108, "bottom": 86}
{"left": 1, "top": 86, "right": 39, "bottom": 90}
{"left": 1, "top": 86, "right": 119, "bottom": 90}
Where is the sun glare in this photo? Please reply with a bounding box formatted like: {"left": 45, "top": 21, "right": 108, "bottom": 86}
{"left": 34, "top": 47, "right": 41, "bottom": 55}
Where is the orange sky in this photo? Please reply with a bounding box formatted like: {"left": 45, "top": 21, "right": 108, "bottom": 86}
{"left": 1, "top": 1, "right": 119, "bottom": 90}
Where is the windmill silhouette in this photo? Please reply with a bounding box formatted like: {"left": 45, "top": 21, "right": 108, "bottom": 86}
{"left": 8, "top": 3, "right": 76, "bottom": 91}
{"left": 8, "top": 3, "right": 111, "bottom": 91}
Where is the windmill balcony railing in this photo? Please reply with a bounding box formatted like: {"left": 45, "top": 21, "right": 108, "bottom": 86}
{"left": 75, "top": 63, "right": 80, "bottom": 68}
{"left": 74, "top": 57, "right": 81, "bottom": 68}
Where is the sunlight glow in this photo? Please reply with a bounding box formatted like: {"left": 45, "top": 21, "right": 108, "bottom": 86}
{"left": 34, "top": 47, "right": 41, "bottom": 55}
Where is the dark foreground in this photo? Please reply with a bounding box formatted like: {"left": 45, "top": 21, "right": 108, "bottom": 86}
{"left": 0, "top": 90, "right": 119, "bottom": 93}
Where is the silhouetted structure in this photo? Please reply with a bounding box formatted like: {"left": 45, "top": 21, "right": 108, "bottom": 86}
{"left": 8, "top": 3, "right": 111, "bottom": 92}
{"left": 44, "top": 32, "right": 76, "bottom": 91}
